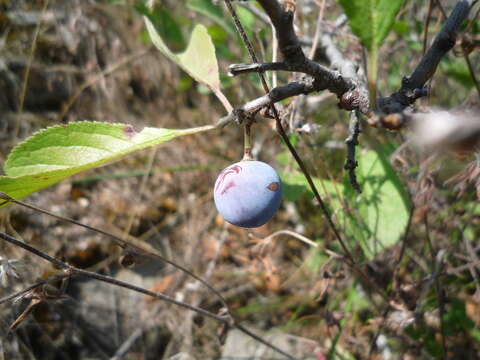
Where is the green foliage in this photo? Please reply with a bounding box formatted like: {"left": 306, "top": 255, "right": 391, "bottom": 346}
{"left": 139, "top": 4, "right": 231, "bottom": 111}
{"left": 0, "top": 122, "right": 215, "bottom": 206}
{"left": 338, "top": 0, "right": 405, "bottom": 103}
{"left": 187, "top": 0, "right": 256, "bottom": 38}
{"left": 187, "top": 0, "right": 235, "bottom": 36}
{"left": 337, "top": 0, "right": 405, "bottom": 51}
{"left": 407, "top": 298, "right": 475, "bottom": 357}
{"left": 281, "top": 148, "right": 411, "bottom": 260}
{"left": 345, "top": 148, "right": 411, "bottom": 259}
{"left": 441, "top": 58, "right": 476, "bottom": 88}
{"left": 135, "top": 3, "right": 185, "bottom": 51}
{"left": 392, "top": 20, "right": 409, "bottom": 36}
{"left": 443, "top": 298, "right": 475, "bottom": 336}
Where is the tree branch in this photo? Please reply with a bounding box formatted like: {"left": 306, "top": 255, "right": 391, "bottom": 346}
{"left": 377, "top": 0, "right": 475, "bottom": 115}
{"left": 228, "top": 0, "right": 370, "bottom": 113}
{"left": 0, "top": 230, "right": 298, "bottom": 360}
{"left": 344, "top": 111, "right": 362, "bottom": 193}
{"left": 228, "top": 5, "right": 369, "bottom": 191}
{"left": 256, "top": 0, "right": 304, "bottom": 60}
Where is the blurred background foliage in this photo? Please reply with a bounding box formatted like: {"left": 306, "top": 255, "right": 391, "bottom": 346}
{"left": 0, "top": 0, "right": 479, "bottom": 359}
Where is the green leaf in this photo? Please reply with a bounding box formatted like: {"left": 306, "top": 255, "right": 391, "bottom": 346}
{"left": 0, "top": 121, "right": 215, "bottom": 206}
{"left": 281, "top": 171, "right": 343, "bottom": 204}
{"left": 140, "top": 5, "right": 232, "bottom": 112}
{"left": 338, "top": 0, "right": 404, "bottom": 105}
{"left": 135, "top": 4, "right": 185, "bottom": 51}
{"left": 187, "top": 0, "right": 236, "bottom": 36}
{"left": 337, "top": 0, "right": 405, "bottom": 51}
{"left": 344, "top": 148, "right": 411, "bottom": 259}
{"left": 441, "top": 58, "right": 475, "bottom": 88}
{"left": 187, "top": 0, "right": 256, "bottom": 43}
{"left": 393, "top": 20, "right": 409, "bottom": 36}
{"left": 280, "top": 147, "right": 410, "bottom": 260}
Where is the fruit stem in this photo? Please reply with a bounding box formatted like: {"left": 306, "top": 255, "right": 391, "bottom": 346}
{"left": 242, "top": 122, "right": 254, "bottom": 161}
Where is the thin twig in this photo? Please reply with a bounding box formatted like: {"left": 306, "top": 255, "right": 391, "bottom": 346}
{"left": 0, "top": 193, "right": 230, "bottom": 313}
{"left": 424, "top": 214, "right": 447, "bottom": 359}
{"left": 15, "top": 0, "right": 49, "bottom": 137}
{"left": 423, "top": 0, "right": 436, "bottom": 56}
{"left": 308, "top": 0, "right": 327, "bottom": 60}
{"left": 0, "top": 195, "right": 297, "bottom": 359}
{"left": 122, "top": 147, "right": 158, "bottom": 238}
{"left": 463, "top": 53, "right": 480, "bottom": 98}
{"left": 59, "top": 47, "right": 152, "bottom": 120}
{"left": 0, "top": 231, "right": 228, "bottom": 324}
{"left": 344, "top": 111, "right": 362, "bottom": 193}
{"left": 263, "top": 230, "right": 319, "bottom": 248}
{"left": 0, "top": 278, "right": 49, "bottom": 305}
{"left": 367, "top": 306, "right": 392, "bottom": 359}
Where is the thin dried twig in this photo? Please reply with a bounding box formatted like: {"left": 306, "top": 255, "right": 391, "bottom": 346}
{"left": 15, "top": 0, "right": 49, "bottom": 137}
{"left": 59, "top": 47, "right": 152, "bottom": 120}
{"left": 344, "top": 111, "right": 362, "bottom": 193}
{"left": 424, "top": 214, "right": 447, "bottom": 359}
{"left": 0, "top": 230, "right": 298, "bottom": 360}
{"left": 0, "top": 231, "right": 228, "bottom": 323}
{"left": 0, "top": 192, "right": 230, "bottom": 312}
{"left": 0, "top": 193, "right": 297, "bottom": 360}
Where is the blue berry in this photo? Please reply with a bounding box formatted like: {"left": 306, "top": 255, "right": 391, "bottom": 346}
{"left": 214, "top": 161, "right": 282, "bottom": 228}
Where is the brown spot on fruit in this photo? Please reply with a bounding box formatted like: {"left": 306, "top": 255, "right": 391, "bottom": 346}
{"left": 267, "top": 182, "right": 279, "bottom": 191}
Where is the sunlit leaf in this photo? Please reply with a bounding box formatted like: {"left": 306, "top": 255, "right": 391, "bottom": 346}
{"left": 140, "top": 5, "right": 232, "bottom": 111}
{"left": 0, "top": 121, "right": 215, "bottom": 206}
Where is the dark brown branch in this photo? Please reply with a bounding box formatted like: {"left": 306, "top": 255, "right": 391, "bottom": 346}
{"left": 344, "top": 111, "right": 362, "bottom": 193}
{"left": 227, "top": 4, "right": 368, "bottom": 194}
{"left": 230, "top": 59, "right": 359, "bottom": 100}
{"left": 378, "top": 0, "right": 475, "bottom": 114}
{"left": 256, "top": 0, "right": 304, "bottom": 60}
{"left": 231, "top": 0, "right": 370, "bottom": 114}
{"left": 314, "top": 24, "right": 368, "bottom": 191}
{"left": 240, "top": 78, "right": 318, "bottom": 114}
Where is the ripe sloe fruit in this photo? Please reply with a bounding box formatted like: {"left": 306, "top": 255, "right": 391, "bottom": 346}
{"left": 214, "top": 160, "right": 282, "bottom": 228}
